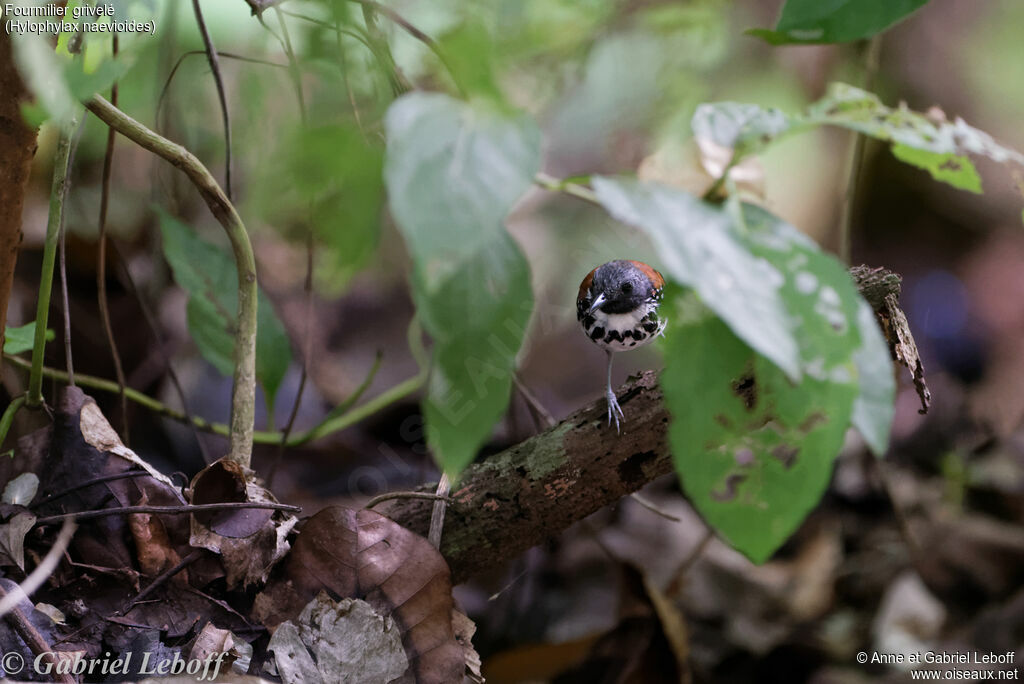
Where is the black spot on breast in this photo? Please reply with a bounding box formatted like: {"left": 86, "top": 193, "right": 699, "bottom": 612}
{"left": 633, "top": 331, "right": 647, "bottom": 341}
{"left": 590, "top": 326, "right": 605, "bottom": 341}
{"left": 582, "top": 315, "right": 596, "bottom": 329}
{"left": 622, "top": 329, "right": 633, "bottom": 338}
{"left": 643, "top": 321, "right": 659, "bottom": 333}
{"left": 606, "top": 329, "right": 623, "bottom": 343}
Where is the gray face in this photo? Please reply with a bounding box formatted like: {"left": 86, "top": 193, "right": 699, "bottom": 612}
{"left": 592, "top": 260, "right": 654, "bottom": 314}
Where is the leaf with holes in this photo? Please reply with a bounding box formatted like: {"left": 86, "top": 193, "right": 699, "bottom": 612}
{"left": 748, "top": 0, "right": 931, "bottom": 45}
{"left": 159, "top": 211, "right": 293, "bottom": 414}
{"left": 890, "top": 145, "right": 982, "bottom": 194}
{"left": 660, "top": 203, "right": 875, "bottom": 562}
{"left": 384, "top": 93, "right": 540, "bottom": 477}
{"left": 694, "top": 83, "right": 1024, "bottom": 196}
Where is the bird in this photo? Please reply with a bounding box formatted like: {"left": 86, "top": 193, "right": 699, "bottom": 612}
{"left": 577, "top": 260, "right": 666, "bottom": 431}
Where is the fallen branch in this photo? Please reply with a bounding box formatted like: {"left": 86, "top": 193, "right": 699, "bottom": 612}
{"left": 380, "top": 370, "right": 670, "bottom": 584}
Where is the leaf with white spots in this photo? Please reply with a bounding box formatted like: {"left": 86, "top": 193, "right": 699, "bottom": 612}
{"left": 655, "top": 203, "right": 891, "bottom": 562}
{"left": 385, "top": 94, "right": 541, "bottom": 478}
{"left": 694, "top": 83, "right": 1024, "bottom": 197}
{"left": 592, "top": 177, "right": 802, "bottom": 380}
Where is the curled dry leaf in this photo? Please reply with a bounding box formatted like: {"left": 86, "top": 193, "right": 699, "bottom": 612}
{"left": 254, "top": 506, "right": 465, "bottom": 684}
{"left": 267, "top": 593, "right": 409, "bottom": 684}
{"left": 190, "top": 460, "right": 273, "bottom": 539}
{"left": 189, "top": 458, "right": 297, "bottom": 589}
{"left": 850, "top": 266, "right": 931, "bottom": 414}
{"left": 189, "top": 621, "right": 253, "bottom": 677}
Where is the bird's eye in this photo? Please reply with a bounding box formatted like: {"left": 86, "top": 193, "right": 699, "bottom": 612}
{"left": 621, "top": 282, "right": 633, "bottom": 294}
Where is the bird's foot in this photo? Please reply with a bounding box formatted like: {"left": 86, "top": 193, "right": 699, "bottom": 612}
{"left": 606, "top": 388, "right": 624, "bottom": 432}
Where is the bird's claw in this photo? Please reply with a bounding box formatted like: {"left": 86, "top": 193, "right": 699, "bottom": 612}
{"left": 606, "top": 389, "right": 624, "bottom": 433}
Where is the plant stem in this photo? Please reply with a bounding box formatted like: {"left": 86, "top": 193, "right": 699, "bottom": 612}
{"left": 534, "top": 172, "right": 599, "bottom": 204}
{"left": 5, "top": 353, "right": 425, "bottom": 448}
{"left": 85, "top": 94, "right": 257, "bottom": 466}
{"left": 191, "top": 0, "right": 233, "bottom": 199}
{"left": 97, "top": 33, "right": 130, "bottom": 443}
{"left": 0, "top": 394, "right": 25, "bottom": 446}
{"left": 837, "top": 35, "right": 883, "bottom": 263}
{"left": 27, "top": 112, "right": 79, "bottom": 407}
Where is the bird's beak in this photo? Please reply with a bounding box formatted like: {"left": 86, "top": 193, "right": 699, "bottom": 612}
{"left": 587, "top": 293, "right": 607, "bottom": 315}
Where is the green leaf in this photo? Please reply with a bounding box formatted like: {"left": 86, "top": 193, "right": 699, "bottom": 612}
{"left": 10, "top": 19, "right": 135, "bottom": 126}
{"left": 258, "top": 124, "right": 384, "bottom": 285}
{"left": 437, "top": 22, "right": 503, "bottom": 103}
{"left": 662, "top": 205, "right": 867, "bottom": 562}
{"left": 158, "top": 211, "right": 293, "bottom": 414}
{"left": 694, "top": 83, "right": 1024, "bottom": 195}
{"left": 890, "top": 145, "right": 982, "bottom": 194}
{"left": 591, "top": 177, "right": 802, "bottom": 381}
{"left": 3, "top": 322, "right": 54, "bottom": 355}
{"left": 10, "top": 29, "right": 79, "bottom": 126}
{"left": 384, "top": 93, "right": 540, "bottom": 478}
{"left": 748, "top": 0, "right": 930, "bottom": 45}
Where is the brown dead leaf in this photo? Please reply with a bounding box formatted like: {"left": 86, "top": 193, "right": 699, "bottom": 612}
{"left": 190, "top": 460, "right": 273, "bottom": 539}
{"left": 129, "top": 492, "right": 185, "bottom": 579}
{"left": 189, "top": 458, "right": 297, "bottom": 589}
{"left": 31, "top": 388, "right": 190, "bottom": 576}
{"left": 189, "top": 621, "right": 253, "bottom": 677}
{"left": 850, "top": 265, "right": 931, "bottom": 414}
{"left": 0, "top": 507, "right": 36, "bottom": 569}
{"left": 452, "top": 609, "right": 483, "bottom": 684}
{"left": 254, "top": 506, "right": 464, "bottom": 684}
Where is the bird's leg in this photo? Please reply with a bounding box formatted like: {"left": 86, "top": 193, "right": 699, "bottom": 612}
{"left": 605, "top": 349, "right": 623, "bottom": 432}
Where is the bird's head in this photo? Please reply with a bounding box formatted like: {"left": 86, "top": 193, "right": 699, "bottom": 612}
{"left": 580, "top": 260, "right": 664, "bottom": 315}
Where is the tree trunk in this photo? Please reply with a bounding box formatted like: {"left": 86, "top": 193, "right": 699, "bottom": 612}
{"left": 0, "top": 31, "right": 39, "bottom": 369}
